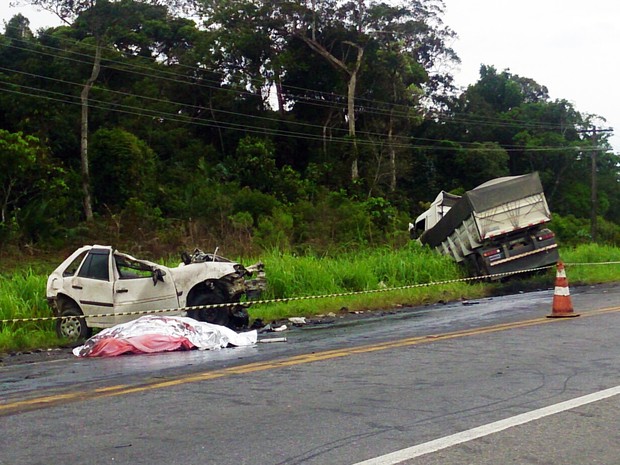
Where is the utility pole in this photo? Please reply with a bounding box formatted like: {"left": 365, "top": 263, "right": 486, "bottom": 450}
{"left": 579, "top": 126, "right": 613, "bottom": 242}
{"left": 591, "top": 127, "right": 597, "bottom": 241}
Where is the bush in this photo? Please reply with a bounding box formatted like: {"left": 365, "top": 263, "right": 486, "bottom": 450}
{"left": 550, "top": 214, "right": 620, "bottom": 247}
{"left": 90, "top": 128, "right": 158, "bottom": 210}
{"left": 595, "top": 217, "right": 620, "bottom": 245}
{"left": 549, "top": 214, "right": 591, "bottom": 246}
{"left": 255, "top": 208, "right": 294, "bottom": 251}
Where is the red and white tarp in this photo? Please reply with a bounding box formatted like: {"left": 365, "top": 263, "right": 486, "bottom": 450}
{"left": 73, "top": 315, "right": 257, "bottom": 357}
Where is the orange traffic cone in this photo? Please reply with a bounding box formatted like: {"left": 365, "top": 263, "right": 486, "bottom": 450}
{"left": 547, "top": 261, "right": 580, "bottom": 318}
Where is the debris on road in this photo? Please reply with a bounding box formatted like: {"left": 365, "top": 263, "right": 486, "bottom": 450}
{"left": 258, "top": 322, "right": 288, "bottom": 333}
{"left": 72, "top": 315, "right": 257, "bottom": 357}
{"left": 258, "top": 337, "right": 288, "bottom": 343}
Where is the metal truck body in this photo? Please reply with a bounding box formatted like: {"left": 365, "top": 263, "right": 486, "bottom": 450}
{"left": 411, "top": 172, "right": 559, "bottom": 277}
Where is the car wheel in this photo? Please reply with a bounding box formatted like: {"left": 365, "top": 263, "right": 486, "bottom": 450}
{"left": 229, "top": 305, "right": 249, "bottom": 330}
{"left": 187, "top": 287, "right": 230, "bottom": 327}
{"left": 56, "top": 302, "right": 92, "bottom": 341}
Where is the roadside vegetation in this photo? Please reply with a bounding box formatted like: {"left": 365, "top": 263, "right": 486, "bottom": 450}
{"left": 1, "top": 242, "right": 619, "bottom": 354}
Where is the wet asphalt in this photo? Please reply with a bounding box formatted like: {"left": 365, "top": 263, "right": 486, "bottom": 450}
{"left": 1, "top": 283, "right": 619, "bottom": 465}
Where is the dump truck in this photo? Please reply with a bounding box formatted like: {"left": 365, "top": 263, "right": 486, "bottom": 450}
{"left": 410, "top": 172, "right": 559, "bottom": 277}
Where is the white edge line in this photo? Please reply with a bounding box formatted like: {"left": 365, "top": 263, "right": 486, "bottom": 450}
{"left": 353, "top": 385, "right": 620, "bottom": 465}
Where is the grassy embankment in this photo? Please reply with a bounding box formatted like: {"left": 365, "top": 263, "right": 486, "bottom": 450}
{"left": 1, "top": 242, "right": 620, "bottom": 353}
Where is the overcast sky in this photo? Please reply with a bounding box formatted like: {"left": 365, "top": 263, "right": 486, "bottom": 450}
{"left": 1, "top": 0, "right": 618, "bottom": 152}
{"left": 443, "top": 0, "right": 618, "bottom": 152}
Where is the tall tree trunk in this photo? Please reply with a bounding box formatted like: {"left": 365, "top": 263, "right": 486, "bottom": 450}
{"left": 388, "top": 113, "right": 396, "bottom": 192}
{"left": 275, "top": 72, "right": 285, "bottom": 116}
{"left": 298, "top": 36, "right": 364, "bottom": 181}
{"left": 1, "top": 180, "right": 13, "bottom": 224}
{"left": 208, "top": 95, "right": 226, "bottom": 156}
{"left": 388, "top": 73, "right": 399, "bottom": 192}
{"left": 348, "top": 66, "right": 359, "bottom": 180}
{"left": 80, "top": 40, "right": 102, "bottom": 222}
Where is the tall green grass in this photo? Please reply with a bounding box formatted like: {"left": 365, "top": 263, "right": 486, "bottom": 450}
{"left": 249, "top": 242, "right": 484, "bottom": 322}
{"left": 0, "top": 270, "right": 63, "bottom": 352}
{"left": 1, "top": 242, "right": 620, "bottom": 354}
{"left": 560, "top": 244, "right": 620, "bottom": 284}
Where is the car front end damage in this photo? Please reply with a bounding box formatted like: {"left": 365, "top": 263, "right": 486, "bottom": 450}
{"left": 181, "top": 248, "right": 267, "bottom": 302}
{"left": 176, "top": 249, "right": 267, "bottom": 329}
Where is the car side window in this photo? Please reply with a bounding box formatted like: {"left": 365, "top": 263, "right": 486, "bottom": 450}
{"left": 114, "top": 254, "right": 154, "bottom": 279}
{"left": 77, "top": 249, "right": 110, "bottom": 281}
{"left": 62, "top": 251, "right": 88, "bottom": 277}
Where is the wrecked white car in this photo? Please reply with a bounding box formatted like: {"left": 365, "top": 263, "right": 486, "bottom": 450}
{"left": 46, "top": 245, "right": 265, "bottom": 340}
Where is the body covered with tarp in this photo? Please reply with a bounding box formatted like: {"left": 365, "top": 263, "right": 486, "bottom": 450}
{"left": 73, "top": 315, "right": 257, "bottom": 357}
{"left": 414, "top": 172, "right": 559, "bottom": 277}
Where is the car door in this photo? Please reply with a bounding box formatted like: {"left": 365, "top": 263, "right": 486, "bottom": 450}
{"left": 70, "top": 248, "right": 115, "bottom": 327}
{"left": 112, "top": 255, "right": 180, "bottom": 324}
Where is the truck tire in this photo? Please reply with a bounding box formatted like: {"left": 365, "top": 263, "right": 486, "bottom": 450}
{"left": 475, "top": 255, "right": 489, "bottom": 278}
{"left": 187, "top": 286, "right": 230, "bottom": 327}
{"left": 465, "top": 255, "right": 481, "bottom": 277}
{"left": 56, "top": 301, "right": 92, "bottom": 341}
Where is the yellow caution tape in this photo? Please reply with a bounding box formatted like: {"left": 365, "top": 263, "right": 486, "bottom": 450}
{"left": 5, "top": 261, "right": 620, "bottom": 325}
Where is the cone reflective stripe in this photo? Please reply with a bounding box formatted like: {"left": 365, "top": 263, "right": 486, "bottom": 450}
{"left": 547, "top": 261, "right": 580, "bottom": 318}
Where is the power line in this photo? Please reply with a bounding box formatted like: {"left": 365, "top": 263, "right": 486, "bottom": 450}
{"left": 0, "top": 27, "right": 611, "bottom": 153}
{"left": 2, "top": 26, "right": 586, "bottom": 133}
{"left": 0, "top": 82, "right": 592, "bottom": 154}
{"left": 0, "top": 60, "right": 599, "bottom": 153}
{"left": 4, "top": 63, "right": 593, "bottom": 152}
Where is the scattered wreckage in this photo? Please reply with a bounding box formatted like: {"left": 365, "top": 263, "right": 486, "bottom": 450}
{"left": 46, "top": 245, "right": 266, "bottom": 340}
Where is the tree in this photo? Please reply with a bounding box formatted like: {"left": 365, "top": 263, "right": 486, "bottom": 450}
{"left": 295, "top": 17, "right": 365, "bottom": 180}
{"left": 15, "top": 0, "right": 111, "bottom": 221}
{"left": 198, "top": 0, "right": 457, "bottom": 184}
{"left": 454, "top": 142, "right": 509, "bottom": 190}
{"left": 0, "top": 130, "right": 67, "bottom": 241}
{"left": 3, "top": 13, "right": 34, "bottom": 40}
{"left": 0, "top": 130, "right": 40, "bottom": 224}
{"left": 290, "top": 0, "right": 457, "bottom": 181}
{"left": 14, "top": 0, "right": 192, "bottom": 221}
{"left": 89, "top": 128, "right": 157, "bottom": 210}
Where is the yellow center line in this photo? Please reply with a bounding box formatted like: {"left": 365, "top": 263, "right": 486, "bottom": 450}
{"left": 2, "top": 305, "right": 619, "bottom": 416}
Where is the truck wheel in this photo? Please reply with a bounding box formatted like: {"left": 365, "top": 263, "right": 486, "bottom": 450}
{"left": 465, "top": 256, "right": 480, "bottom": 277}
{"left": 56, "top": 302, "right": 92, "bottom": 341}
{"left": 474, "top": 255, "right": 489, "bottom": 278}
{"left": 188, "top": 288, "right": 230, "bottom": 327}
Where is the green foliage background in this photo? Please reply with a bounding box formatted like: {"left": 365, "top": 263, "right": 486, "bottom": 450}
{"left": 0, "top": 1, "right": 617, "bottom": 259}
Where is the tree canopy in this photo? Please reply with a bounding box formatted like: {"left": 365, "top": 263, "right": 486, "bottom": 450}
{"left": 0, "top": 1, "right": 617, "bottom": 253}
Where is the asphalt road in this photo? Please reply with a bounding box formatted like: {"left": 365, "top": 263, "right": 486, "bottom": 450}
{"left": 1, "top": 283, "right": 619, "bottom": 465}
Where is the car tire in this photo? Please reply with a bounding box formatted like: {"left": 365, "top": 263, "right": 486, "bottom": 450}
{"left": 187, "top": 287, "right": 230, "bottom": 327}
{"left": 229, "top": 305, "right": 249, "bottom": 330}
{"left": 56, "top": 302, "right": 92, "bottom": 341}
